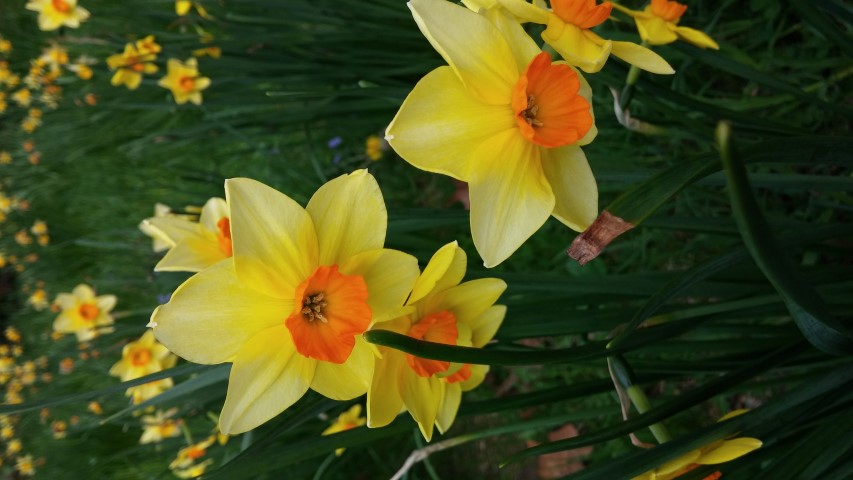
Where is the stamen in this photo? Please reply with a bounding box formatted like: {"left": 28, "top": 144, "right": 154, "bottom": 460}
{"left": 521, "top": 95, "right": 544, "bottom": 127}
{"left": 301, "top": 293, "right": 329, "bottom": 323}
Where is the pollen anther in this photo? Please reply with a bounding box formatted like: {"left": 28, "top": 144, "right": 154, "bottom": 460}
{"left": 301, "top": 293, "right": 328, "bottom": 323}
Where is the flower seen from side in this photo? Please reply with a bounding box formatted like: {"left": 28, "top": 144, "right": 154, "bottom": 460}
{"left": 149, "top": 170, "right": 420, "bottom": 434}
{"left": 25, "top": 0, "right": 90, "bottom": 31}
{"left": 322, "top": 404, "right": 367, "bottom": 455}
{"left": 109, "top": 330, "right": 177, "bottom": 382}
{"left": 387, "top": 0, "right": 600, "bottom": 267}
{"left": 158, "top": 58, "right": 210, "bottom": 105}
{"left": 140, "top": 409, "right": 183, "bottom": 444}
{"left": 367, "top": 241, "right": 506, "bottom": 440}
{"left": 52, "top": 284, "right": 117, "bottom": 342}
{"left": 106, "top": 44, "right": 158, "bottom": 90}
{"left": 613, "top": 0, "right": 719, "bottom": 49}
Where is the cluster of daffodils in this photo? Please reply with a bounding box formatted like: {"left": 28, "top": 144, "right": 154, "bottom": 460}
{"left": 144, "top": 170, "right": 506, "bottom": 440}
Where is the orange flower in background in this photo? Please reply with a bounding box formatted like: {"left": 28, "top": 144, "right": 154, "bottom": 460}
{"left": 26, "top": 0, "right": 90, "bottom": 31}
{"left": 158, "top": 58, "right": 211, "bottom": 105}
{"left": 52, "top": 284, "right": 117, "bottom": 342}
{"left": 613, "top": 0, "right": 719, "bottom": 49}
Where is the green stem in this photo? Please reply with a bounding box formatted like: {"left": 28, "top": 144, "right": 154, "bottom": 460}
{"left": 619, "top": 65, "right": 641, "bottom": 111}
{"left": 610, "top": 355, "right": 673, "bottom": 443}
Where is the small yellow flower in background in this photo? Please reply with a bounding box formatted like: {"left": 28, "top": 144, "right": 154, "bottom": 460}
{"left": 109, "top": 330, "right": 177, "bottom": 382}
{"left": 15, "top": 230, "right": 33, "bottom": 246}
{"left": 158, "top": 58, "right": 211, "bottom": 105}
{"left": 87, "top": 401, "right": 103, "bottom": 415}
{"left": 84, "top": 93, "right": 97, "bottom": 105}
{"left": 365, "top": 135, "right": 384, "bottom": 161}
{"left": 0, "top": 39, "right": 12, "bottom": 54}
{"left": 387, "top": 0, "right": 599, "bottom": 267}
{"left": 632, "top": 410, "right": 762, "bottom": 480}
{"left": 37, "top": 235, "right": 50, "bottom": 246}
{"left": 140, "top": 409, "right": 183, "bottom": 444}
{"left": 176, "top": 0, "right": 211, "bottom": 18}
{"left": 0, "top": 151, "right": 11, "bottom": 164}
{"left": 70, "top": 63, "right": 93, "bottom": 80}
{"left": 52, "top": 284, "right": 117, "bottom": 342}
{"left": 170, "top": 435, "right": 216, "bottom": 472}
{"left": 192, "top": 46, "right": 222, "bottom": 59}
{"left": 12, "top": 89, "right": 31, "bottom": 107}
{"left": 28, "top": 152, "right": 42, "bottom": 166}
{"left": 51, "top": 419, "right": 68, "bottom": 439}
{"left": 136, "top": 35, "right": 162, "bottom": 56}
{"left": 21, "top": 117, "right": 41, "bottom": 134}
{"left": 27, "top": 288, "right": 49, "bottom": 311}
{"left": 6, "top": 438, "right": 22, "bottom": 455}
{"left": 173, "top": 460, "right": 214, "bottom": 479}
{"left": 25, "top": 0, "right": 89, "bottom": 31}
{"left": 367, "top": 242, "right": 506, "bottom": 440}
{"left": 0, "top": 94, "right": 7, "bottom": 114}
{"left": 322, "top": 404, "right": 366, "bottom": 455}
{"left": 106, "top": 44, "right": 158, "bottom": 90}
{"left": 140, "top": 197, "right": 230, "bottom": 272}
{"left": 40, "top": 42, "right": 69, "bottom": 69}
{"left": 149, "top": 171, "right": 420, "bottom": 434}
{"left": 613, "top": 0, "right": 719, "bottom": 49}
{"left": 470, "top": 0, "right": 673, "bottom": 74}
{"left": 5, "top": 327, "right": 21, "bottom": 343}
{"left": 127, "top": 378, "right": 174, "bottom": 405}
{"left": 15, "top": 454, "right": 35, "bottom": 476}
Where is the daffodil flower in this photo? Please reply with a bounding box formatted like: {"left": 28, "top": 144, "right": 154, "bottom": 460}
{"left": 106, "top": 44, "right": 158, "bottom": 90}
{"left": 109, "top": 330, "right": 177, "bottom": 382}
{"left": 135, "top": 35, "right": 162, "bottom": 56}
{"left": 25, "top": 0, "right": 89, "bottom": 31}
{"left": 367, "top": 242, "right": 506, "bottom": 440}
{"left": 470, "top": 0, "right": 673, "bottom": 74}
{"left": 388, "top": 0, "right": 599, "bottom": 267}
{"left": 613, "top": 0, "right": 719, "bottom": 49}
{"left": 127, "top": 378, "right": 173, "bottom": 404}
{"left": 322, "top": 404, "right": 367, "bottom": 455}
{"left": 633, "top": 410, "right": 762, "bottom": 480}
{"left": 141, "top": 197, "right": 232, "bottom": 273}
{"left": 158, "top": 58, "right": 211, "bottom": 105}
{"left": 52, "top": 284, "right": 116, "bottom": 342}
{"left": 140, "top": 409, "right": 182, "bottom": 444}
{"left": 176, "top": 0, "right": 211, "bottom": 19}
{"left": 149, "top": 170, "right": 420, "bottom": 434}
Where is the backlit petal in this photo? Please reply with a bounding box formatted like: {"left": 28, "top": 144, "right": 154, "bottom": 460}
{"left": 408, "top": 241, "right": 466, "bottom": 305}
{"left": 339, "top": 248, "right": 419, "bottom": 323}
{"left": 435, "top": 383, "right": 461, "bottom": 434}
{"left": 540, "top": 144, "right": 598, "bottom": 231}
{"left": 219, "top": 325, "right": 316, "bottom": 434}
{"left": 401, "top": 372, "right": 443, "bottom": 441}
{"left": 367, "top": 348, "right": 406, "bottom": 428}
{"left": 310, "top": 337, "right": 374, "bottom": 400}
{"left": 482, "top": 3, "right": 541, "bottom": 71}
{"left": 409, "top": 0, "right": 518, "bottom": 105}
{"left": 542, "top": 18, "right": 611, "bottom": 73}
{"left": 469, "top": 305, "right": 506, "bottom": 348}
{"left": 150, "top": 260, "right": 289, "bottom": 364}
{"left": 674, "top": 26, "right": 720, "bottom": 50}
{"left": 226, "top": 178, "right": 319, "bottom": 299}
{"left": 635, "top": 16, "right": 679, "bottom": 45}
{"left": 154, "top": 236, "right": 224, "bottom": 272}
{"left": 425, "top": 278, "right": 507, "bottom": 326}
{"left": 468, "top": 129, "right": 554, "bottom": 267}
{"left": 610, "top": 41, "right": 675, "bottom": 74}
{"left": 386, "top": 66, "right": 515, "bottom": 181}
{"left": 497, "top": 0, "right": 550, "bottom": 24}
{"left": 306, "top": 170, "right": 386, "bottom": 266}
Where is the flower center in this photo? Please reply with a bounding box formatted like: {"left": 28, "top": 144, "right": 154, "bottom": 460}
{"left": 78, "top": 303, "right": 99, "bottom": 321}
{"left": 650, "top": 0, "right": 687, "bottom": 22}
{"left": 179, "top": 76, "right": 196, "bottom": 93}
{"left": 187, "top": 446, "right": 206, "bottom": 460}
{"left": 130, "top": 348, "right": 152, "bottom": 367}
{"left": 216, "top": 217, "right": 232, "bottom": 256}
{"left": 551, "top": 0, "right": 613, "bottom": 29}
{"left": 285, "top": 265, "right": 371, "bottom": 364}
{"left": 405, "top": 311, "right": 458, "bottom": 377}
{"left": 52, "top": 0, "right": 71, "bottom": 13}
{"left": 512, "top": 52, "right": 593, "bottom": 148}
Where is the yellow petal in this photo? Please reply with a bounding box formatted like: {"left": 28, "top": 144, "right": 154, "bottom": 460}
{"left": 219, "top": 325, "right": 316, "bottom": 434}
{"left": 386, "top": 66, "right": 515, "bottom": 181}
{"left": 635, "top": 17, "right": 679, "bottom": 45}
{"left": 468, "top": 129, "right": 553, "bottom": 267}
{"left": 540, "top": 144, "right": 598, "bottom": 231}
{"left": 610, "top": 41, "right": 675, "bottom": 74}
{"left": 461, "top": 0, "right": 497, "bottom": 11}
{"left": 497, "top": 0, "right": 549, "bottom": 24}
{"left": 542, "top": 19, "right": 611, "bottom": 73}
{"left": 339, "top": 248, "right": 419, "bottom": 323}
{"left": 674, "top": 26, "right": 720, "bottom": 50}
{"left": 469, "top": 304, "right": 506, "bottom": 348}
{"left": 225, "top": 178, "right": 318, "bottom": 299}
{"left": 408, "top": 241, "right": 466, "bottom": 305}
{"left": 657, "top": 449, "right": 701, "bottom": 475}
{"left": 408, "top": 0, "right": 518, "bottom": 105}
{"left": 72, "top": 284, "right": 95, "bottom": 300}
{"left": 401, "top": 371, "right": 443, "bottom": 441}
{"left": 96, "top": 294, "right": 117, "bottom": 313}
{"left": 435, "top": 382, "right": 461, "bottom": 434}
{"left": 482, "top": 3, "right": 541, "bottom": 70}
{"left": 310, "top": 337, "right": 373, "bottom": 400}
{"left": 717, "top": 409, "right": 750, "bottom": 422}
{"left": 176, "top": 0, "right": 192, "bottom": 15}
{"left": 367, "top": 348, "right": 405, "bottom": 428}
{"left": 154, "top": 236, "right": 224, "bottom": 272}
{"left": 194, "top": 77, "right": 212, "bottom": 91}
{"left": 306, "top": 170, "right": 386, "bottom": 266}
{"left": 199, "top": 197, "right": 228, "bottom": 233}
{"left": 146, "top": 216, "right": 199, "bottom": 244}
{"left": 697, "top": 437, "right": 762, "bottom": 464}
{"left": 425, "top": 278, "right": 507, "bottom": 326}
{"left": 150, "top": 260, "right": 289, "bottom": 364}
{"left": 459, "top": 364, "right": 489, "bottom": 391}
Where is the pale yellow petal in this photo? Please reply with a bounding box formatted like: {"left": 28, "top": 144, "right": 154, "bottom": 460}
{"left": 386, "top": 66, "right": 515, "bottom": 181}
{"left": 306, "top": 170, "right": 386, "bottom": 266}
{"left": 310, "top": 337, "right": 373, "bottom": 400}
{"left": 459, "top": 364, "right": 489, "bottom": 391}
{"left": 367, "top": 348, "right": 405, "bottom": 428}
{"left": 408, "top": 0, "right": 518, "bottom": 105}
{"left": 150, "top": 260, "right": 289, "bottom": 364}
{"left": 146, "top": 216, "right": 200, "bottom": 244}
{"left": 635, "top": 17, "right": 679, "bottom": 45}
{"left": 610, "top": 41, "right": 675, "bottom": 74}
{"left": 96, "top": 294, "right": 118, "bottom": 313}
{"left": 540, "top": 145, "right": 598, "bottom": 231}
{"left": 199, "top": 197, "right": 228, "bottom": 233}
{"left": 542, "top": 19, "right": 611, "bottom": 73}
{"left": 72, "top": 284, "right": 95, "bottom": 300}
{"left": 435, "top": 382, "right": 461, "bottom": 434}
{"left": 176, "top": 0, "right": 192, "bottom": 15}
{"left": 426, "top": 278, "right": 507, "bottom": 328}
{"left": 219, "top": 325, "right": 316, "bottom": 434}
{"left": 674, "top": 26, "right": 720, "bottom": 50}
{"left": 154, "top": 236, "right": 225, "bottom": 272}
{"left": 225, "top": 178, "right": 319, "bottom": 299}
{"left": 401, "top": 371, "right": 443, "bottom": 441}
{"left": 482, "top": 4, "right": 541, "bottom": 71}
{"left": 339, "top": 248, "right": 419, "bottom": 323}
{"left": 698, "top": 438, "right": 762, "bottom": 464}
{"left": 468, "top": 129, "right": 553, "bottom": 267}
{"left": 469, "top": 305, "right": 506, "bottom": 348}
{"left": 497, "top": 0, "right": 549, "bottom": 24}
{"left": 408, "top": 241, "right": 466, "bottom": 305}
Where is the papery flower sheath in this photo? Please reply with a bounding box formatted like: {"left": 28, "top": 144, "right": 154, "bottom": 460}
{"left": 149, "top": 170, "right": 420, "bottom": 434}
{"left": 367, "top": 242, "right": 506, "bottom": 440}
{"left": 387, "top": 0, "right": 599, "bottom": 267}
{"left": 613, "top": 0, "right": 719, "bottom": 49}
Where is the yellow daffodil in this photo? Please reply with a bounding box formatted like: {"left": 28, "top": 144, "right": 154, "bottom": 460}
{"left": 106, "top": 44, "right": 158, "bottom": 90}
{"left": 149, "top": 170, "right": 420, "bottom": 434}
{"left": 170, "top": 435, "right": 216, "bottom": 470}
{"left": 387, "top": 0, "right": 599, "bottom": 267}
{"left": 176, "top": 0, "right": 211, "bottom": 18}
{"left": 27, "top": 288, "right": 49, "bottom": 311}
{"left": 141, "top": 197, "right": 230, "bottom": 272}
{"left": 613, "top": 0, "right": 719, "bottom": 49}
{"left": 368, "top": 242, "right": 506, "bottom": 440}
{"left": 365, "top": 135, "right": 384, "bottom": 161}
{"left": 139, "top": 203, "right": 189, "bottom": 252}
{"left": 140, "top": 409, "right": 182, "bottom": 444}
{"left": 469, "top": 0, "right": 673, "bottom": 74}
{"left": 322, "top": 404, "right": 367, "bottom": 455}
{"left": 12, "top": 89, "right": 31, "bottom": 107}
{"left": 30, "top": 220, "right": 48, "bottom": 236}
{"left": 52, "top": 284, "right": 117, "bottom": 342}
{"left": 136, "top": 35, "right": 162, "bottom": 55}
{"left": 0, "top": 151, "right": 11, "bottom": 164}
{"left": 127, "top": 378, "right": 174, "bottom": 405}
{"left": 109, "top": 330, "right": 177, "bottom": 382}
{"left": 25, "top": 0, "right": 90, "bottom": 31}
{"left": 40, "top": 43, "right": 69, "bottom": 68}
{"left": 192, "top": 46, "right": 221, "bottom": 59}
{"left": 0, "top": 39, "right": 11, "bottom": 54}
{"left": 632, "top": 410, "right": 762, "bottom": 480}
{"left": 158, "top": 58, "right": 210, "bottom": 105}
{"left": 173, "top": 460, "right": 214, "bottom": 479}
{"left": 15, "top": 454, "right": 35, "bottom": 476}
